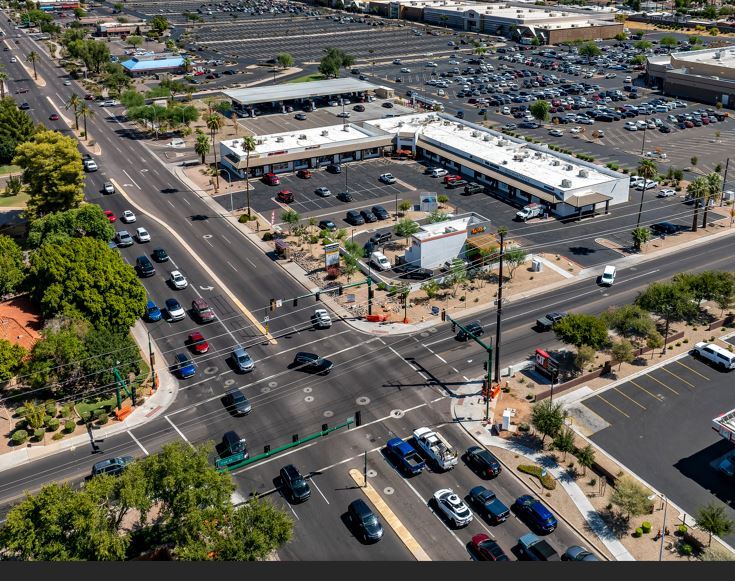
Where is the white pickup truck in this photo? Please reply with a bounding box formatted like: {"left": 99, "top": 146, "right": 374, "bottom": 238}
{"left": 515, "top": 203, "right": 544, "bottom": 221}
{"left": 413, "top": 427, "right": 458, "bottom": 471}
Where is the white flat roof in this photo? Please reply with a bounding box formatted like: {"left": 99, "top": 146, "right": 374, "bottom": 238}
{"left": 673, "top": 47, "right": 735, "bottom": 69}
{"left": 413, "top": 216, "right": 472, "bottom": 241}
{"left": 365, "top": 113, "right": 614, "bottom": 192}
{"left": 224, "top": 79, "right": 379, "bottom": 106}
{"left": 423, "top": 2, "right": 614, "bottom": 23}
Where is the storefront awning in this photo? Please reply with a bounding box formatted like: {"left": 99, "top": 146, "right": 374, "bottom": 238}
{"left": 565, "top": 192, "right": 612, "bottom": 208}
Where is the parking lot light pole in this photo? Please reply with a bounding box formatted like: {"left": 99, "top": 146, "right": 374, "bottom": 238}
{"left": 658, "top": 495, "right": 668, "bottom": 561}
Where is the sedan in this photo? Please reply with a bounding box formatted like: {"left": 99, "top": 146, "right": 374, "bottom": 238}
{"left": 64, "top": 80, "right": 72, "bottom": 86}
{"left": 379, "top": 173, "right": 397, "bottom": 184}
{"left": 294, "top": 113, "right": 307, "bottom": 120}
{"left": 224, "top": 388, "right": 252, "bottom": 416}
{"left": 297, "top": 169, "right": 312, "bottom": 178}
{"left": 174, "top": 353, "right": 197, "bottom": 379}
{"left": 563, "top": 545, "right": 599, "bottom": 561}
{"left": 336, "top": 111, "right": 351, "bottom": 118}
{"left": 569, "top": 126, "right": 582, "bottom": 134}
{"left": 49, "top": 113, "right": 60, "bottom": 121}
{"left": 371, "top": 205, "right": 390, "bottom": 220}
{"left": 315, "top": 187, "right": 332, "bottom": 197}
{"left": 657, "top": 189, "right": 676, "bottom": 198}
{"left": 514, "top": 495, "right": 558, "bottom": 534}
{"left": 135, "top": 227, "right": 151, "bottom": 243}
{"left": 336, "top": 191, "right": 353, "bottom": 202}
{"left": 169, "top": 270, "right": 188, "bottom": 289}
{"left": 103, "top": 182, "right": 115, "bottom": 194}
{"left": 121, "top": 210, "right": 136, "bottom": 223}
{"left": 360, "top": 210, "right": 377, "bottom": 223}
{"left": 470, "top": 534, "right": 510, "bottom": 561}
{"left": 187, "top": 331, "right": 209, "bottom": 354}
{"left": 165, "top": 298, "right": 185, "bottom": 321}
{"left": 293, "top": 352, "right": 333, "bottom": 375}
{"left": 318, "top": 219, "right": 336, "bottom": 231}
{"left": 433, "top": 488, "right": 473, "bottom": 528}
{"left": 548, "top": 128, "right": 564, "bottom": 137}
{"left": 115, "top": 230, "right": 133, "bottom": 247}
{"left": 104, "top": 210, "right": 117, "bottom": 223}
{"left": 152, "top": 248, "right": 169, "bottom": 262}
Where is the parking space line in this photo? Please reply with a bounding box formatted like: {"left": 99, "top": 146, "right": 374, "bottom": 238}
{"left": 612, "top": 386, "right": 647, "bottom": 409}
{"left": 644, "top": 373, "right": 680, "bottom": 395}
{"left": 627, "top": 380, "right": 663, "bottom": 402}
{"left": 595, "top": 394, "right": 630, "bottom": 418}
{"left": 658, "top": 366, "right": 697, "bottom": 389}
{"left": 348, "top": 469, "right": 432, "bottom": 561}
{"left": 674, "top": 360, "right": 710, "bottom": 380}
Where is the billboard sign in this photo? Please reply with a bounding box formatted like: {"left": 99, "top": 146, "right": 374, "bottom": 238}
{"left": 534, "top": 348, "right": 559, "bottom": 379}
{"left": 324, "top": 242, "right": 340, "bottom": 269}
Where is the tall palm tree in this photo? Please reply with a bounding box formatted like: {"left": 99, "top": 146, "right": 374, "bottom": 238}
{"left": 194, "top": 130, "right": 210, "bottom": 164}
{"left": 686, "top": 177, "right": 708, "bottom": 233}
{"left": 27, "top": 51, "right": 38, "bottom": 81}
{"left": 205, "top": 112, "right": 225, "bottom": 189}
{"left": 78, "top": 101, "right": 93, "bottom": 141}
{"left": 635, "top": 159, "right": 658, "bottom": 227}
{"left": 65, "top": 94, "right": 81, "bottom": 130}
{"left": 241, "top": 135, "right": 257, "bottom": 217}
{"left": 0, "top": 70, "right": 7, "bottom": 100}
{"left": 702, "top": 171, "right": 723, "bottom": 229}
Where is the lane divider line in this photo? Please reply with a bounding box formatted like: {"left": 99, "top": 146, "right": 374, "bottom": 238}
{"left": 128, "top": 431, "right": 149, "bottom": 456}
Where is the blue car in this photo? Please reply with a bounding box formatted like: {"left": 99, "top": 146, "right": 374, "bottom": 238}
{"left": 514, "top": 495, "right": 558, "bottom": 534}
{"left": 145, "top": 299, "right": 162, "bottom": 322}
{"left": 174, "top": 353, "right": 197, "bottom": 379}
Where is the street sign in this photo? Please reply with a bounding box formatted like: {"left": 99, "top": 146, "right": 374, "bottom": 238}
{"left": 215, "top": 452, "right": 246, "bottom": 468}
{"left": 276, "top": 299, "right": 282, "bottom": 308}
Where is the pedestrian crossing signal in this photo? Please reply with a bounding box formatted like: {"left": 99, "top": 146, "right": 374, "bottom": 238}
{"left": 441, "top": 309, "right": 446, "bottom": 321}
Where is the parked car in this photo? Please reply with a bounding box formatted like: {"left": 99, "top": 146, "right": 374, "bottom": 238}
{"left": 174, "top": 352, "right": 197, "bottom": 379}
{"left": 379, "top": 173, "right": 397, "bottom": 184}
{"left": 371, "top": 205, "right": 390, "bottom": 220}
{"left": 657, "top": 189, "right": 676, "bottom": 198}
{"left": 514, "top": 495, "right": 558, "bottom": 533}
{"left": 345, "top": 210, "right": 365, "bottom": 225}
{"left": 263, "top": 172, "right": 280, "bottom": 185}
{"left": 326, "top": 164, "right": 342, "bottom": 174}
{"left": 318, "top": 219, "right": 336, "bottom": 231}
{"left": 224, "top": 388, "right": 252, "bottom": 416}
{"left": 315, "top": 186, "right": 332, "bottom": 197}
{"left": 650, "top": 222, "right": 684, "bottom": 236}
{"left": 360, "top": 209, "right": 377, "bottom": 223}
{"left": 277, "top": 189, "right": 294, "bottom": 203}
{"left": 297, "top": 169, "right": 312, "bottom": 178}
{"left": 187, "top": 331, "right": 209, "bottom": 354}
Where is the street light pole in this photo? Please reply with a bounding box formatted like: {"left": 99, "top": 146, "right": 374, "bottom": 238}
{"left": 635, "top": 181, "right": 648, "bottom": 228}
{"left": 658, "top": 495, "right": 668, "bottom": 561}
{"left": 494, "top": 229, "right": 506, "bottom": 387}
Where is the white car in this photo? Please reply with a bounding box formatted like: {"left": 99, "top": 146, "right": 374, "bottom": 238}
{"left": 10, "top": 57, "right": 16, "bottom": 63}
{"left": 629, "top": 176, "right": 644, "bottom": 188}
{"left": 315, "top": 186, "right": 331, "bottom": 197}
{"left": 437, "top": 89, "right": 445, "bottom": 96}
{"left": 135, "top": 227, "right": 151, "bottom": 243}
{"left": 103, "top": 181, "right": 115, "bottom": 194}
{"left": 624, "top": 121, "right": 638, "bottom": 131}
{"left": 121, "top": 210, "right": 136, "bottom": 223}
{"left": 426, "top": 61, "right": 438, "bottom": 68}
{"left": 400, "top": 68, "right": 411, "bottom": 73}
{"left": 63, "top": 80, "right": 72, "bottom": 86}
{"left": 313, "top": 309, "right": 332, "bottom": 329}
{"left": 657, "top": 189, "right": 676, "bottom": 198}
{"left": 169, "top": 270, "right": 188, "bottom": 290}
{"left": 605, "top": 73, "right": 617, "bottom": 79}
{"left": 433, "top": 489, "right": 473, "bottom": 528}
{"left": 501, "top": 106, "right": 511, "bottom": 115}
{"left": 548, "top": 129, "right": 564, "bottom": 137}
{"left": 635, "top": 179, "right": 658, "bottom": 190}
{"left": 379, "top": 173, "right": 397, "bottom": 184}
{"left": 570, "top": 126, "right": 582, "bottom": 135}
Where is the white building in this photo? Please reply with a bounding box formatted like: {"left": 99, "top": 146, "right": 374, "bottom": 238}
{"left": 403, "top": 214, "right": 493, "bottom": 269}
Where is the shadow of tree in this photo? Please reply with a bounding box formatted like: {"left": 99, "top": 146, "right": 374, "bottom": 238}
{"left": 505, "top": 432, "right": 543, "bottom": 455}
{"left": 584, "top": 508, "right": 630, "bottom": 540}
{"left": 559, "top": 465, "right": 580, "bottom": 484}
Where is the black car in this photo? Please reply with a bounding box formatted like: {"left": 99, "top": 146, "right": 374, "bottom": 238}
{"left": 152, "top": 248, "right": 169, "bottom": 262}
{"left": 371, "top": 205, "right": 390, "bottom": 220}
{"left": 348, "top": 499, "right": 384, "bottom": 542}
{"left": 360, "top": 209, "right": 377, "bottom": 223}
{"left": 659, "top": 124, "right": 671, "bottom": 133}
{"left": 135, "top": 255, "right": 155, "bottom": 277}
{"left": 293, "top": 352, "right": 333, "bottom": 375}
{"left": 318, "top": 219, "right": 337, "bottom": 231}
{"left": 345, "top": 210, "right": 365, "bottom": 225}
{"left": 280, "top": 464, "right": 311, "bottom": 503}
{"left": 337, "top": 191, "right": 353, "bottom": 202}
{"left": 463, "top": 183, "right": 484, "bottom": 195}
{"left": 221, "top": 430, "right": 248, "bottom": 459}
{"left": 353, "top": 104, "right": 365, "bottom": 112}
{"left": 400, "top": 267, "right": 432, "bottom": 280}
{"left": 466, "top": 446, "right": 502, "bottom": 478}
{"left": 224, "top": 388, "right": 252, "bottom": 416}
{"left": 381, "top": 102, "right": 394, "bottom": 109}
{"left": 519, "top": 121, "right": 539, "bottom": 129}
{"left": 650, "top": 222, "right": 684, "bottom": 235}
{"left": 370, "top": 231, "right": 392, "bottom": 245}
{"left": 19, "top": 102, "right": 30, "bottom": 110}
{"left": 457, "top": 321, "right": 484, "bottom": 341}
{"left": 326, "top": 163, "right": 342, "bottom": 174}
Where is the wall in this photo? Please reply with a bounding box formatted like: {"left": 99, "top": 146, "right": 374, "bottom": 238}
{"left": 546, "top": 23, "right": 622, "bottom": 44}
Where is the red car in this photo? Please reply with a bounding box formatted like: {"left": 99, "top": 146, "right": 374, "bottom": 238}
{"left": 49, "top": 113, "right": 60, "bottom": 121}
{"left": 187, "top": 331, "right": 209, "bottom": 354}
{"left": 297, "top": 169, "right": 312, "bottom": 179}
{"left": 263, "top": 172, "right": 280, "bottom": 186}
{"left": 276, "top": 189, "right": 294, "bottom": 203}
{"left": 470, "top": 534, "right": 509, "bottom": 561}
{"left": 84, "top": 94, "right": 95, "bottom": 100}
{"left": 103, "top": 210, "right": 116, "bottom": 222}
{"left": 443, "top": 175, "right": 461, "bottom": 184}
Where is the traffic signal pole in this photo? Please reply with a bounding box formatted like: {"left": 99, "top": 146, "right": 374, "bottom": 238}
{"left": 494, "top": 230, "right": 505, "bottom": 389}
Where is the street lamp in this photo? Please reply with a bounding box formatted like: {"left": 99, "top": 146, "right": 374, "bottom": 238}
{"left": 658, "top": 494, "right": 668, "bottom": 561}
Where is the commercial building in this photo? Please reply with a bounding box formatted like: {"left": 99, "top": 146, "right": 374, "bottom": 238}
{"left": 96, "top": 21, "right": 148, "bottom": 37}
{"left": 647, "top": 47, "right": 735, "bottom": 108}
{"left": 366, "top": 1, "right": 622, "bottom": 43}
{"left": 713, "top": 408, "right": 735, "bottom": 444}
{"left": 38, "top": 0, "right": 79, "bottom": 10}
{"left": 121, "top": 54, "right": 185, "bottom": 77}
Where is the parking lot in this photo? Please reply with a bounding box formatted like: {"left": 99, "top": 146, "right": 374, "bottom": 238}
{"left": 122, "top": 0, "right": 320, "bottom": 24}
{"left": 578, "top": 348, "right": 735, "bottom": 545}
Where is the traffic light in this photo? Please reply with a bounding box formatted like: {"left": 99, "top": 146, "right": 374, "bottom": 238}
{"left": 293, "top": 298, "right": 298, "bottom": 307}
{"left": 355, "top": 411, "right": 362, "bottom": 427}
{"left": 441, "top": 309, "right": 446, "bottom": 321}
{"left": 315, "top": 291, "right": 320, "bottom": 302}
{"left": 264, "top": 444, "right": 271, "bottom": 454}
{"left": 292, "top": 434, "right": 299, "bottom": 443}
{"left": 322, "top": 423, "right": 328, "bottom": 433}
{"left": 270, "top": 298, "right": 276, "bottom": 312}
{"left": 338, "top": 285, "right": 344, "bottom": 296}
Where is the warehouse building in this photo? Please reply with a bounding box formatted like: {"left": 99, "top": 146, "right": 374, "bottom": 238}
{"left": 647, "top": 47, "right": 735, "bottom": 108}
{"left": 121, "top": 54, "right": 185, "bottom": 77}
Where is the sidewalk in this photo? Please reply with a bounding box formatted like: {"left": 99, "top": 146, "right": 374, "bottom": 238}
{"left": 450, "top": 382, "right": 635, "bottom": 561}
{"left": 0, "top": 321, "right": 178, "bottom": 471}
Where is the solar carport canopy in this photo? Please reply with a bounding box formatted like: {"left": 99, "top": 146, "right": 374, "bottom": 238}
{"left": 223, "top": 79, "right": 379, "bottom": 106}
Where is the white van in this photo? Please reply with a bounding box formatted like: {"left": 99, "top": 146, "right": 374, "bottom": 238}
{"left": 370, "top": 252, "right": 391, "bottom": 271}
{"left": 693, "top": 342, "right": 735, "bottom": 371}
{"left": 600, "top": 265, "right": 616, "bottom": 286}
{"left": 431, "top": 168, "right": 448, "bottom": 178}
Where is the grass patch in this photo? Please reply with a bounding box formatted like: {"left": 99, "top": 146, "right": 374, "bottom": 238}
{"left": 0, "top": 190, "right": 30, "bottom": 208}
{"left": 288, "top": 73, "right": 326, "bottom": 84}
{"left": 518, "top": 464, "right": 557, "bottom": 490}
{"left": 76, "top": 394, "right": 118, "bottom": 417}
{"left": 0, "top": 165, "right": 21, "bottom": 176}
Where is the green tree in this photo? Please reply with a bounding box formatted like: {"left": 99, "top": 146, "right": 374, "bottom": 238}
{"left": 504, "top": 247, "right": 528, "bottom": 280}
{"left": 0, "top": 234, "right": 25, "bottom": 296}
{"left": 696, "top": 503, "right": 734, "bottom": 547}
{"left": 149, "top": 15, "right": 170, "bottom": 36}
{"left": 659, "top": 35, "right": 678, "bottom": 48}
{"left": 276, "top": 52, "right": 294, "bottom": 69}
{"left": 81, "top": 325, "right": 143, "bottom": 387}
{"left": 67, "top": 40, "right": 110, "bottom": 75}
{"left": 574, "top": 444, "right": 596, "bottom": 476}
{"left": 552, "top": 426, "right": 576, "bottom": 461}
{"left": 13, "top": 130, "right": 85, "bottom": 218}
{"left": 318, "top": 53, "right": 341, "bottom": 78}
{"left": 645, "top": 331, "right": 664, "bottom": 358}
{"left": 21, "top": 318, "right": 88, "bottom": 391}
{"left": 631, "top": 226, "right": 651, "bottom": 251}
{"left": 0, "top": 339, "right": 26, "bottom": 382}
{"left": 579, "top": 42, "right": 602, "bottom": 58}
{"left": 27, "top": 238, "right": 147, "bottom": 330}
{"left": 610, "top": 475, "right": 653, "bottom": 520}
{"left": 120, "top": 89, "right": 145, "bottom": 108}
{"left": 65, "top": 93, "right": 82, "bottom": 131}
{"left": 0, "top": 96, "right": 37, "bottom": 164}
{"left": 127, "top": 35, "right": 144, "bottom": 49}
{"left": 395, "top": 218, "right": 419, "bottom": 245}
{"left": 636, "top": 280, "right": 698, "bottom": 326}
{"left": 341, "top": 253, "right": 358, "bottom": 282}
{"left": 27, "top": 205, "right": 115, "bottom": 248}
{"left": 194, "top": 130, "right": 210, "bottom": 164}
{"left": 674, "top": 271, "right": 735, "bottom": 310}
{"left": 686, "top": 176, "right": 708, "bottom": 232}
{"left": 574, "top": 344, "right": 596, "bottom": 372}
{"left": 26, "top": 51, "right": 39, "bottom": 81}
{"left": 281, "top": 209, "right": 300, "bottom": 234}
{"left": 630, "top": 54, "right": 646, "bottom": 65}
{"left": 101, "top": 63, "right": 131, "bottom": 97}
{"left": 701, "top": 171, "right": 723, "bottom": 229}
{"left": 531, "top": 399, "right": 566, "bottom": 446}
{"left": 601, "top": 304, "right": 656, "bottom": 345}
{"left": 205, "top": 113, "right": 225, "bottom": 187}
{"left": 634, "top": 158, "right": 658, "bottom": 226}
{"left": 421, "top": 279, "right": 441, "bottom": 299}
{"left": 611, "top": 338, "right": 635, "bottom": 370}
{"left": 553, "top": 313, "right": 609, "bottom": 349}
{"left": 0, "top": 70, "right": 8, "bottom": 100}
{"left": 448, "top": 258, "right": 467, "bottom": 297}
{"left": 614, "top": 32, "right": 628, "bottom": 41}
{"left": 529, "top": 99, "right": 551, "bottom": 123}
{"left": 634, "top": 40, "right": 653, "bottom": 51}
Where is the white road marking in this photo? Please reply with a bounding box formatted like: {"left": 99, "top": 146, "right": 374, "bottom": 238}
{"left": 128, "top": 431, "right": 149, "bottom": 455}
{"left": 122, "top": 170, "right": 140, "bottom": 190}
{"left": 221, "top": 234, "right": 232, "bottom": 245}
{"left": 204, "top": 237, "right": 214, "bottom": 248}
{"left": 183, "top": 198, "right": 191, "bottom": 206}
{"left": 166, "top": 416, "right": 192, "bottom": 447}
{"left": 310, "top": 477, "right": 330, "bottom": 505}
{"left": 226, "top": 260, "right": 238, "bottom": 271}
{"left": 246, "top": 258, "right": 257, "bottom": 269}
{"left": 167, "top": 200, "right": 175, "bottom": 208}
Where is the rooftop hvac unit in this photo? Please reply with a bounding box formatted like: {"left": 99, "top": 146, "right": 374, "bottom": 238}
{"left": 534, "top": 151, "right": 543, "bottom": 157}
{"left": 472, "top": 131, "right": 480, "bottom": 137}
{"left": 561, "top": 179, "right": 572, "bottom": 188}
{"left": 502, "top": 160, "right": 508, "bottom": 165}
{"left": 299, "top": 134, "right": 307, "bottom": 140}
{"left": 578, "top": 169, "right": 589, "bottom": 178}
{"left": 256, "top": 139, "right": 264, "bottom": 145}
{"left": 564, "top": 164, "right": 573, "bottom": 171}
{"left": 498, "top": 139, "right": 510, "bottom": 147}
{"left": 483, "top": 134, "right": 492, "bottom": 141}
{"left": 713, "top": 51, "right": 722, "bottom": 59}
{"left": 276, "top": 136, "right": 284, "bottom": 143}
{"left": 321, "top": 130, "right": 329, "bottom": 136}
{"left": 551, "top": 159, "right": 560, "bottom": 166}
{"left": 398, "top": 121, "right": 404, "bottom": 127}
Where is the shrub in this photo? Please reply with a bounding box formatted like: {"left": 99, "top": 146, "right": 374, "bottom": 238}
{"left": 678, "top": 524, "right": 688, "bottom": 535}
{"left": 238, "top": 214, "right": 252, "bottom": 223}
{"left": 52, "top": 432, "right": 65, "bottom": 441}
{"left": 518, "top": 423, "right": 530, "bottom": 432}
{"left": 46, "top": 418, "right": 60, "bottom": 432}
{"left": 61, "top": 404, "right": 73, "bottom": 418}
{"left": 44, "top": 401, "right": 56, "bottom": 416}
{"left": 137, "top": 397, "right": 146, "bottom": 406}
{"left": 518, "top": 464, "right": 557, "bottom": 490}
{"left": 633, "top": 528, "right": 643, "bottom": 538}
{"left": 11, "top": 430, "right": 29, "bottom": 445}
{"left": 14, "top": 406, "right": 26, "bottom": 418}
{"left": 262, "top": 231, "right": 274, "bottom": 241}
{"left": 680, "top": 543, "right": 693, "bottom": 556}
{"left": 33, "top": 428, "right": 45, "bottom": 442}
{"left": 64, "top": 420, "right": 76, "bottom": 434}
{"left": 641, "top": 521, "right": 652, "bottom": 533}
{"left": 97, "top": 414, "right": 109, "bottom": 425}
{"left": 80, "top": 411, "right": 92, "bottom": 423}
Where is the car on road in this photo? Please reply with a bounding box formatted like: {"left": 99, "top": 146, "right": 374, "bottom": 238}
{"left": 469, "top": 534, "right": 510, "bottom": 561}
{"left": 121, "top": 210, "right": 136, "bottom": 223}
{"left": 10, "top": 56, "right": 16, "bottom": 63}
{"left": 514, "top": 495, "right": 558, "bottom": 534}
{"left": 169, "top": 270, "right": 188, "bottom": 289}
{"left": 465, "top": 446, "right": 501, "bottom": 478}
{"left": 336, "top": 111, "right": 350, "bottom": 118}
{"left": 18, "top": 102, "right": 30, "bottom": 110}
{"left": 104, "top": 210, "right": 117, "bottom": 222}
{"left": 221, "top": 431, "right": 248, "bottom": 459}
{"left": 83, "top": 159, "right": 98, "bottom": 171}
{"left": 433, "top": 488, "right": 473, "bottom": 528}
{"left": 115, "top": 230, "right": 133, "bottom": 247}
{"left": 232, "top": 345, "right": 255, "bottom": 373}
{"left": 336, "top": 191, "right": 353, "bottom": 202}
{"left": 650, "top": 222, "right": 684, "bottom": 236}
{"left": 64, "top": 80, "right": 72, "bottom": 86}
{"left": 135, "top": 227, "right": 151, "bottom": 243}
{"left": 293, "top": 352, "right": 333, "bottom": 375}
{"left": 563, "top": 545, "right": 600, "bottom": 561}
{"left": 456, "top": 320, "right": 483, "bottom": 341}
{"left": 191, "top": 298, "right": 215, "bottom": 323}
{"left": 348, "top": 499, "right": 383, "bottom": 543}
{"left": 280, "top": 464, "right": 311, "bottom": 503}
{"left": 345, "top": 210, "right": 365, "bottom": 225}
{"left": 313, "top": 309, "right": 332, "bottom": 329}
{"left": 381, "top": 101, "right": 394, "bottom": 109}
{"left": 536, "top": 311, "right": 567, "bottom": 331}
{"left": 360, "top": 209, "right": 377, "bottom": 223}
{"left": 187, "top": 331, "right": 209, "bottom": 354}
{"left": 315, "top": 186, "right": 331, "bottom": 197}
{"left": 379, "top": 173, "right": 397, "bottom": 184}
{"left": 165, "top": 298, "right": 185, "bottom": 321}
{"left": 91, "top": 456, "right": 133, "bottom": 477}
{"left": 174, "top": 352, "right": 197, "bottom": 379}
{"left": 294, "top": 112, "right": 307, "bottom": 120}
{"left": 135, "top": 255, "right": 155, "bottom": 277}
{"left": 152, "top": 247, "right": 169, "bottom": 262}
{"left": 468, "top": 486, "right": 510, "bottom": 524}
{"left": 399, "top": 266, "right": 432, "bottom": 280}
{"left": 224, "top": 388, "right": 252, "bottom": 416}
{"left": 145, "top": 299, "right": 162, "bottom": 322}
{"left": 599, "top": 264, "right": 616, "bottom": 286}
{"left": 277, "top": 189, "right": 294, "bottom": 203}
{"left": 318, "top": 219, "right": 336, "bottom": 231}
{"left": 49, "top": 113, "right": 60, "bottom": 121}
{"left": 103, "top": 181, "right": 115, "bottom": 194}
{"left": 353, "top": 104, "right": 365, "bottom": 112}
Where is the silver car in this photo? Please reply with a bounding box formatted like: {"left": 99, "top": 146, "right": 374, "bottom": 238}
{"left": 232, "top": 346, "right": 255, "bottom": 372}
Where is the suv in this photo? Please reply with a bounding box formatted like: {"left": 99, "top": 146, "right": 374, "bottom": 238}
{"left": 145, "top": 299, "right": 162, "bottom": 322}
{"left": 115, "top": 230, "right": 133, "bottom": 247}
{"left": 224, "top": 388, "right": 252, "bottom": 416}
{"left": 650, "top": 222, "right": 683, "bottom": 236}
{"left": 191, "top": 298, "right": 215, "bottom": 323}
{"left": 232, "top": 346, "right": 255, "bottom": 372}
{"left": 280, "top": 464, "right": 311, "bottom": 503}
{"left": 293, "top": 352, "right": 333, "bottom": 375}
{"left": 135, "top": 255, "right": 155, "bottom": 277}
{"left": 514, "top": 495, "right": 558, "bottom": 533}
{"left": 263, "top": 172, "right": 280, "bottom": 185}
{"left": 91, "top": 456, "right": 133, "bottom": 477}
{"left": 371, "top": 205, "right": 390, "bottom": 220}
{"left": 221, "top": 431, "right": 248, "bottom": 459}
{"left": 83, "top": 159, "right": 98, "bottom": 172}
{"left": 346, "top": 210, "right": 365, "bottom": 226}
{"left": 326, "top": 163, "right": 342, "bottom": 174}
{"left": 465, "top": 446, "right": 501, "bottom": 478}
{"left": 277, "top": 190, "right": 294, "bottom": 203}
{"left": 433, "top": 488, "right": 473, "bottom": 528}
{"left": 457, "top": 321, "right": 484, "bottom": 341}
{"left": 313, "top": 309, "right": 332, "bottom": 329}
{"left": 370, "top": 231, "right": 392, "bottom": 245}
{"left": 379, "top": 173, "right": 397, "bottom": 184}
{"left": 463, "top": 183, "right": 484, "bottom": 195}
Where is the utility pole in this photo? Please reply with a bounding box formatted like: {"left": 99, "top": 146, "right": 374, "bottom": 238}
{"left": 658, "top": 495, "right": 668, "bottom": 561}
{"left": 363, "top": 450, "right": 368, "bottom": 488}
{"left": 720, "top": 157, "right": 730, "bottom": 207}
{"left": 494, "top": 228, "right": 506, "bottom": 387}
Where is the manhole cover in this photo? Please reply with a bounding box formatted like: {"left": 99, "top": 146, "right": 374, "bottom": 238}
{"left": 390, "top": 409, "right": 404, "bottom": 418}
{"left": 323, "top": 410, "right": 334, "bottom": 417}
{"left": 429, "top": 327, "right": 438, "bottom": 333}
{"left": 261, "top": 387, "right": 271, "bottom": 393}
{"left": 305, "top": 396, "right": 314, "bottom": 403}
{"left": 421, "top": 332, "right": 430, "bottom": 337}
{"left": 384, "top": 487, "right": 395, "bottom": 495}
{"left": 366, "top": 469, "right": 377, "bottom": 478}
{"left": 356, "top": 396, "right": 370, "bottom": 406}
{"left": 204, "top": 367, "right": 218, "bottom": 375}
{"left": 224, "top": 379, "right": 235, "bottom": 387}
{"left": 268, "top": 381, "right": 278, "bottom": 388}
{"left": 303, "top": 387, "right": 313, "bottom": 393}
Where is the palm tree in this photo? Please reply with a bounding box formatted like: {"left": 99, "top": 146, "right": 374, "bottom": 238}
{"left": 0, "top": 70, "right": 7, "bottom": 100}
{"left": 687, "top": 177, "right": 708, "bottom": 232}
{"left": 27, "top": 51, "right": 39, "bottom": 81}
{"left": 241, "top": 135, "right": 257, "bottom": 217}
{"left": 194, "top": 130, "right": 210, "bottom": 164}
{"left": 78, "top": 101, "right": 93, "bottom": 141}
{"left": 65, "top": 94, "right": 81, "bottom": 130}
{"left": 182, "top": 56, "right": 192, "bottom": 73}
{"left": 702, "top": 171, "right": 723, "bottom": 229}
{"left": 635, "top": 159, "right": 658, "bottom": 227}
{"left": 205, "top": 112, "right": 225, "bottom": 189}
